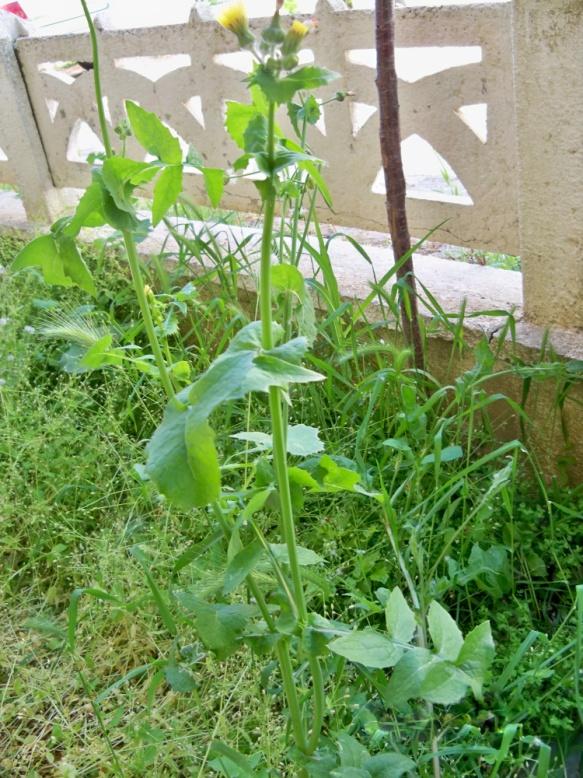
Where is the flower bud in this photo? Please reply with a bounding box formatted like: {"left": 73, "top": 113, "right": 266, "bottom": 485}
{"left": 262, "top": 10, "right": 285, "bottom": 45}
{"left": 217, "top": 2, "right": 255, "bottom": 49}
{"left": 282, "top": 19, "right": 309, "bottom": 55}
{"left": 281, "top": 54, "right": 299, "bottom": 71}
{"left": 266, "top": 56, "right": 282, "bottom": 73}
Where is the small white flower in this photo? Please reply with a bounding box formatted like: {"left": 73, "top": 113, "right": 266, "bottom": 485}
{"left": 7, "top": 354, "right": 14, "bottom": 362}
{"left": 0, "top": 265, "right": 5, "bottom": 275}
{"left": 0, "top": 317, "right": 8, "bottom": 326}
{"left": 23, "top": 325, "right": 35, "bottom": 334}
{"left": 0, "top": 378, "right": 5, "bottom": 387}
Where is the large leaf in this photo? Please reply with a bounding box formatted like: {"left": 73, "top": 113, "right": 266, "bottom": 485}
{"left": 164, "top": 663, "right": 198, "bottom": 693}
{"left": 85, "top": 169, "right": 142, "bottom": 231}
{"left": 223, "top": 540, "right": 264, "bottom": 594}
{"left": 175, "top": 593, "right": 255, "bottom": 659}
{"left": 455, "top": 620, "right": 495, "bottom": 698}
{"left": 243, "top": 114, "right": 267, "bottom": 153}
{"left": 145, "top": 389, "right": 218, "bottom": 510}
{"left": 364, "top": 753, "right": 416, "bottom": 777}
{"left": 286, "top": 424, "right": 324, "bottom": 456}
{"left": 271, "top": 263, "right": 305, "bottom": 301}
{"left": 427, "top": 600, "right": 463, "bottom": 661}
{"left": 319, "top": 455, "right": 361, "bottom": 492}
{"left": 184, "top": 418, "right": 221, "bottom": 506}
{"left": 153, "top": 164, "right": 183, "bottom": 225}
{"left": 329, "top": 628, "right": 403, "bottom": 669}
{"left": 126, "top": 100, "right": 182, "bottom": 164}
{"left": 225, "top": 101, "right": 262, "bottom": 150}
{"left": 269, "top": 543, "right": 323, "bottom": 566}
{"left": 418, "top": 660, "right": 470, "bottom": 705}
{"left": 386, "top": 647, "right": 438, "bottom": 707}
{"left": 12, "top": 234, "right": 95, "bottom": 295}
{"left": 146, "top": 322, "right": 323, "bottom": 508}
{"left": 457, "top": 544, "right": 512, "bottom": 599}
{"left": 64, "top": 181, "right": 107, "bottom": 236}
{"left": 385, "top": 587, "right": 416, "bottom": 646}
{"left": 202, "top": 168, "right": 225, "bottom": 208}
{"left": 101, "top": 156, "right": 158, "bottom": 213}
{"left": 335, "top": 732, "right": 370, "bottom": 768}
{"left": 251, "top": 65, "right": 339, "bottom": 104}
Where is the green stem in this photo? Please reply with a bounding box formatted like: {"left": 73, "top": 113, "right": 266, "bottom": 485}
{"left": 261, "top": 102, "right": 307, "bottom": 621}
{"left": 80, "top": 0, "right": 176, "bottom": 403}
{"left": 268, "top": 388, "right": 307, "bottom": 618}
{"left": 260, "top": 99, "right": 325, "bottom": 756}
{"left": 306, "top": 655, "right": 325, "bottom": 753}
{"left": 79, "top": 0, "right": 112, "bottom": 158}
{"left": 276, "top": 639, "right": 308, "bottom": 753}
{"left": 123, "top": 232, "right": 176, "bottom": 402}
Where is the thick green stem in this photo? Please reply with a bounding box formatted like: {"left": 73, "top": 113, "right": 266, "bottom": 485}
{"left": 276, "top": 640, "right": 308, "bottom": 753}
{"left": 268, "top": 388, "right": 308, "bottom": 618}
{"left": 259, "top": 99, "right": 325, "bottom": 756}
{"left": 260, "top": 102, "right": 307, "bottom": 621}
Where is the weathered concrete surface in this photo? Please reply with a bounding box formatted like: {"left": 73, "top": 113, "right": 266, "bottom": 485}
{"left": 0, "top": 12, "right": 55, "bottom": 222}
{"left": 512, "top": 0, "right": 583, "bottom": 329}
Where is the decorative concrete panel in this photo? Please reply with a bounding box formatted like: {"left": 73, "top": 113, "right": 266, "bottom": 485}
{"left": 13, "top": 0, "right": 518, "bottom": 251}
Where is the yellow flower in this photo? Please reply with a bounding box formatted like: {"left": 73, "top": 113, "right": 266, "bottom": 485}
{"left": 290, "top": 20, "right": 309, "bottom": 37}
{"left": 217, "top": 2, "right": 254, "bottom": 47}
{"left": 282, "top": 19, "right": 309, "bottom": 55}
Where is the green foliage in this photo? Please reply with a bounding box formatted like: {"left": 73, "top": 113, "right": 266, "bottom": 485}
{"left": 2, "top": 1, "right": 582, "bottom": 774}
{"left": 146, "top": 322, "right": 323, "bottom": 508}
{"left": 126, "top": 100, "right": 182, "bottom": 164}
{"left": 12, "top": 233, "right": 96, "bottom": 295}
{"left": 330, "top": 587, "right": 494, "bottom": 707}
{"left": 250, "top": 65, "right": 339, "bottom": 104}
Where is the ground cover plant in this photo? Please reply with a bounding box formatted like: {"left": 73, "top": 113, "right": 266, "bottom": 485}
{"left": 2, "top": 1, "right": 583, "bottom": 776}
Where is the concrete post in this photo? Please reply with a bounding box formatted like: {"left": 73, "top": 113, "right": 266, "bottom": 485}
{"left": 512, "top": 0, "right": 583, "bottom": 330}
{"left": 0, "top": 11, "right": 55, "bottom": 222}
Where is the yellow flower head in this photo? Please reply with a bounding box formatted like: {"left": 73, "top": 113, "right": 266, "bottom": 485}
{"left": 290, "top": 20, "right": 309, "bottom": 37}
{"left": 282, "top": 19, "right": 309, "bottom": 55}
{"left": 217, "top": 2, "right": 254, "bottom": 47}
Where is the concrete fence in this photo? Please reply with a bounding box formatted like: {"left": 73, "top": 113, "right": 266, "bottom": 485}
{"left": 0, "top": 0, "right": 582, "bottom": 332}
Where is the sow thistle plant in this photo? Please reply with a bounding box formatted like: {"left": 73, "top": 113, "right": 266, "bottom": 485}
{"left": 9, "top": 1, "right": 496, "bottom": 773}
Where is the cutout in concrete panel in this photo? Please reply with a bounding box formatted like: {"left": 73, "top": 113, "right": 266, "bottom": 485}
{"left": 38, "top": 61, "right": 75, "bottom": 85}
{"left": 184, "top": 96, "right": 205, "bottom": 128}
{"left": 372, "top": 134, "right": 473, "bottom": 205}
{"left": 66, "top": 119, "right": 105, "bottom": 163}
{"left": 0, "top": 146, "right": 7, "bottom": 162}
{"left": 456, "top": 103, "right": 487, "bottom": 143}
{"left": 350, "top": 101, "right": 377, "bottom": 136}
{"left": 45, "top": 98, "right": 59, "bottom": 123}
{"left": 115, "top": 54, "right": 191, "bottom": 82}
{"left": 213, "top": 50, "right": 255, "bottom": 73}
{"left": 347, "top": 46, "right": 482, "bottom": 83}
